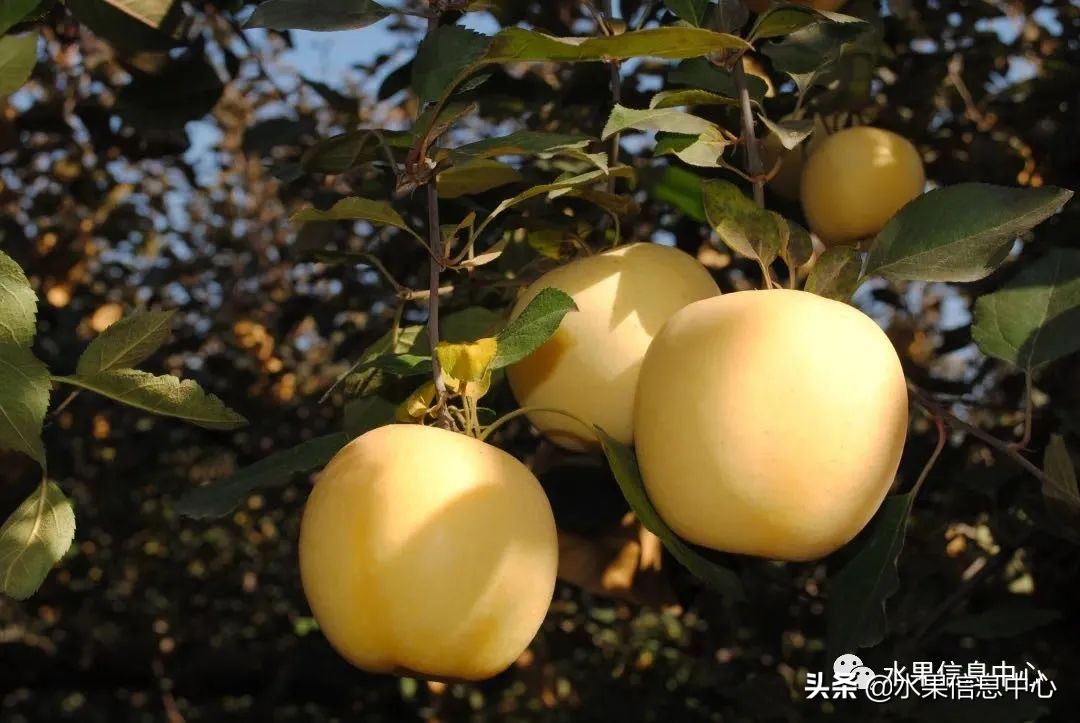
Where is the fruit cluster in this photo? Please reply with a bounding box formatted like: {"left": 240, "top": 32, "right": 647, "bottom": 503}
{"left": 298, "top": 119, "right": 923, "bottom": 680}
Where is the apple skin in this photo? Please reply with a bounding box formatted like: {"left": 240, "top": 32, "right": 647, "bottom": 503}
{"left": 506, "top": 243, "right": 720, "bottom": 450}
{"left": 633, "top": 289, "right": 908, "bottom": 561}
{"left": 800, "top": 126, "right": 925, "bottom": 247}
{"left": 299, "top": 424, "right": 558, "bottom": 681}
{"left": 745, "top": 0, "right": 848, "bottom": 14}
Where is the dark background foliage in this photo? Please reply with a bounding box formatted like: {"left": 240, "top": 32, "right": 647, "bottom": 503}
{"left": 1, "top": 0, "right": 1079, "bottom": 720}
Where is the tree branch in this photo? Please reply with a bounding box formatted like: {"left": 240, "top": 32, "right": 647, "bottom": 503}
{"left": 733, "top": 55, "right": 765, "bottom": 207}
{"left": 908, "top": 384, "right": 1053, "bottom": 488}
{"left": 421, "top": 8, "right": 451, "bottom": 424}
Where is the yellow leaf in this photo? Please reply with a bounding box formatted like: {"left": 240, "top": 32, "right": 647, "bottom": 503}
{"left": 395, "top": 382, "right": 437, "bottom": 422}
{"left": 436, "top": 338, "right": 497, "bottom": 397}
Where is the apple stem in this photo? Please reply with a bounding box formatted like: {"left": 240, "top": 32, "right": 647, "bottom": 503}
{"left": 479, "top": 407, "right": 597, "bottom": 444}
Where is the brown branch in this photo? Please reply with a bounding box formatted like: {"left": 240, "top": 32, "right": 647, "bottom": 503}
{"left": 601, "top": 0, "right": 621, "bottom": 193}
{"left": 733, "top": 56, "right": 765, "bottom": 208}
{"left": 908, "top": 384, "right": 1053, "bottom": 488}
{"left": 420, "top": 7, "right": 452, "bottom": 426}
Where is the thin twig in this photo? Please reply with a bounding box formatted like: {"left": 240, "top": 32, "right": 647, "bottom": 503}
{"left": 400, "top": 284, "right": 455, "bottom": 301}
{"left": 50, "top": 390, "right": 80, "bottom": 419}
{"left": 912, "top": 416, "right": 947, "bottom": 498}
{"left": 425, "top": 181, "right": 449, "bottom": 408}
{"left": 909, "top": 384, "right": 1053, "bottom": 488}
{"left": 601, "top": 0, "right": 621, "bottom": 194}
{"left": 222, "top": 11, "right": 291, "bottom": 101}
{"left": 632, "top": 0, "right": 656, "bottom": 31}
{"left": 1012, "top": 371, "right": 1034, "bottom": 451}
{"left": 420, "top": 8, "right": 453, "bottom": 426}
{"left": 733, "top": 55, "right": 765, "bottom": 208}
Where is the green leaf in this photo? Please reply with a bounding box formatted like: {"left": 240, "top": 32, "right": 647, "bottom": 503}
{"left": 827, "top": 492, "right": 914, "bottom": 655}
{"left": 943, "top": 601, "right": 1062, "bottom": 639}
{"left": 474, "top": 168, "right": 618, "bottom": 241}
{"left": 57, "top": 369, "right": 246, "bottom": 430}
{"left": 447, "top": 131, "right": 592, "bottom": 163}
{"left": 649, "top": 89, "right": 739, "bottom": 110}
{"left": 439, "top": 306, "right": 503, "bottom": 343}
{"left": 758, "top": 115, "right": 814, "bottom": 150}
{"left": 670, "top": 58, "right": 767, "bottom": 100}
{"left": 777, "top": 216, "right": 814, "bottom": 269}
{"left": 664, "top": 0, "right": 710, "bottom": 26}
{"left": 301, "top": 76, "right": 359, "bottom": 114}
{"left": 492, "top": 288, "right": 577, "bottom": 369}
{"left": 1, "top": 0, "right": 37, "bottom": 35}
{"left": 299, "top": 129, "right": 411, "bottom": 174}
{"left": 437, "top": 158, "right": 522, "bottom": 199}
{"left": 484, "top": 26, "right": 749, "bottom": 65}
{"left": 596, "top": 429, "right": 744, "bottom": 600}
{"left": 245, "top": 0, "right": 401, "bottom": 31}
{"left": 353, "top": 353, "right": 433, "bottom": 377}
{"left": 602, "top": 104, "right": 719, "bottom": 138}
{"left": 175, "top": 433, "right": 347, "bottom": 519}
{"left": 971, "top": 248, "right": 1080, "bottom": 371}
{"left": 805, "top": 246, "right": 863, "bottom": 301}
{"left": 76, "top": 310, "right": 175, "bottom": 376}
{"left": 116, "top": 51, "right": 224, "bottom": 131}
{"left": 749, "top": 5, "right": 825, "bottom": 41}
{"left": 655, "top": 130, "right": 732, "bottom": 168}
{"left": 85, "top": 0, "right": 179, "bottom": 29}
{"left": 0, "top": 33, "right": 37, "bottom": 96}
{"left": 0, "top": 248, "right": 37, "bottom": 347}
{"left": 413, "top": 25, "right": 491, "bottom": 105}
{"left": 568, "top": 188, "right": 640, "bottom": 219}
{"left": 291, "top": 197, "right": 424, "bottom": 243}
{"left": 0, "top": 343, "right": 49, "bottom": 466}
{"left": 1042, "top": 434, "right": 1080, "bottom": 530}
{"left": 702, "top": 179, "right": 782, "bottom": 265}
{"left": 66, "top": 0, "right": 184, "bottom": 53}
{"left": 343, "top": 397, "right": 395, "bottom": 440}
{"left": 0, "top": 481, "right": 75, "bottom": 600}
{"left": 761, "top": 17, "right": 871, "bottom": 76}
{"left": 652, "top": 165, "right": 706, "bottom": 223}
{"left": 865, "top": 183, "right": 1073, "bottom": 282}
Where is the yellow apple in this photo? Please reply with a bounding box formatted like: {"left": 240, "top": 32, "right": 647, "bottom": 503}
{"left": 745, "top": 0, "right": 848, "bottom": 14}
{"left": 800, "top": 126, "right": 925, "bottom": 247}
{"left": 507, "top": 243, "right": 720, "bottom": 450}
{"left": 299, "top": 424, "right": 558, "bottom": 680}
{"left": 634, "top": 289, "right": 908, "bottom": 561}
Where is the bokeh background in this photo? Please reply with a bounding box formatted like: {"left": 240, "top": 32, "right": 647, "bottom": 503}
{"left": 2, "top": 0, "right": 1080, "bottom": 720}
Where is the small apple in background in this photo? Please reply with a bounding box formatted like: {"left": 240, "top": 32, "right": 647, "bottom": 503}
{"left": 507, "top": 243, "right": 719, "bottom": 450}
{"left": 800, "top": 126, "right": 925, "bottom": 247}
{"left": 634, "top": 289, "right": 908, "bottom": 561}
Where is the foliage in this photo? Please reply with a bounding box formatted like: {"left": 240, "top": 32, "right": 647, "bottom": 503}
{"left": 2, "top": 0, "right": 1080, "bottom": 719}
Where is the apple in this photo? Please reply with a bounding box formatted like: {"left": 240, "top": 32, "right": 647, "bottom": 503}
{"left": 506, "top": 243, "right": 720, "bottom": 450}
{"left": 299, "top": 424, "right": 558, "bottom": 680}
{"left": 633, "top": 289, "right": 908, "bottom": 561}
{"left": 800, "top": 126, "right": 925, "bottom": 247}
